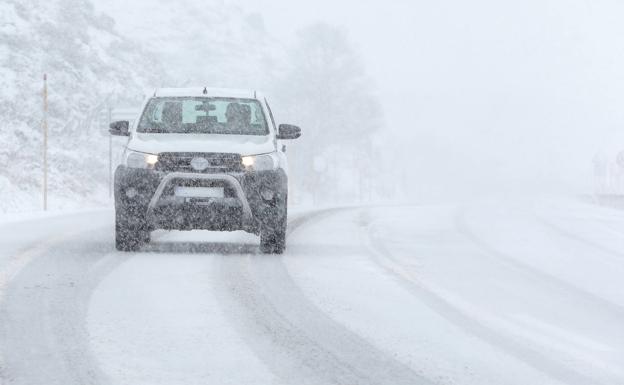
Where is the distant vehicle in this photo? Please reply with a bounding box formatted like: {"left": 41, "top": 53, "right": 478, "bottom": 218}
{"left": 593, "top": 150, "right": 624, "bottom": 197}
{"left": 109, "top": 87, "right": 302, "bottom": 253}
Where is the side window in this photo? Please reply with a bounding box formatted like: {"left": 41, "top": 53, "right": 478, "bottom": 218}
{"left": 265, "top": 99, "right": 277, "bottom": 131}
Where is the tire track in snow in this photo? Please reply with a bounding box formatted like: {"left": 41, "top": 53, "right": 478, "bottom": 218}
{"left": 0, "top": 231, "right": 88, "bottom": 384}
{"left": 535, "top": 215, "right": 624, "bottom": 262}
{"left": 364, "top": 219, "right": 599, "bottom": 385}
{"left": 456, "top": 208, "right": 624, "bottom": 321}
{"left": 0, "top": 224, "right": 127, "bottom": 385}
{"left": 213, "top": 208, "right": 435, "bottom": 385}
{"left": 0, "top": 234, "right": 67, "bottom": 302}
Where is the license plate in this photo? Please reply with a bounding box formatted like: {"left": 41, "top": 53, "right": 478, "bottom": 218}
{"left": 174, "top": 186, "right": 224, "bottom": 198}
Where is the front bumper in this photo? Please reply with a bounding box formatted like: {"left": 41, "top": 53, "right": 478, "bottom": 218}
{"left": 114, "top": 166, "right": 287, "bottom": 233}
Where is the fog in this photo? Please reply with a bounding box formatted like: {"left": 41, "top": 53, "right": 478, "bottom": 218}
{"left": 3, "top": 2, "right": 624, "bottom": 382}
{"left": 237, "top": 0, "right": 624, "bottom": 200}
{"left": 3, "top": 0, "right": 624, "bottom": 210}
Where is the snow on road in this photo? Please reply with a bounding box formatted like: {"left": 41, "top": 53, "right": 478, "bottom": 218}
{"left": 0, "top": 196, "right": 622, "bottom": 384}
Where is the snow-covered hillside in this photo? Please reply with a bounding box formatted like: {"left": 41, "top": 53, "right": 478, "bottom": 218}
{"left": 0, "top": 0, "right": 166, "bottom": 212}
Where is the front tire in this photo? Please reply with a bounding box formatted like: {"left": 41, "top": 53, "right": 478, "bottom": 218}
{"left": 115, "top": 210, "right": 150, "bottom": 252}
{"left": 260, "top": 194, "right": 287, "bottom": 254}
{"left": 260, "top": 227, "right": 286, "bottom": 254}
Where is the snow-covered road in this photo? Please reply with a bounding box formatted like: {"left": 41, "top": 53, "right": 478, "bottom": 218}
{"left": 0, "top": 197, "right": 622, "bottom": 385}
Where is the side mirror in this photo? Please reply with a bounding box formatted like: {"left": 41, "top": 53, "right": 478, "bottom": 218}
{"left": 277, "top": 124, "right": 302, "bottom": 140}
{"left": 109, "top": 121, "right": 130, "bottom": 136}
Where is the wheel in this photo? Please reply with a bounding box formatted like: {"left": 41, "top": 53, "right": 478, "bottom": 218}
{"left": 115, "top": 209, "right": 150, "bottom": 252}
{"left": 260, "top": 227, "right": 286, "bottom": 254}
{"left": 260, "top": 194, "right": 287, "bottom": 254}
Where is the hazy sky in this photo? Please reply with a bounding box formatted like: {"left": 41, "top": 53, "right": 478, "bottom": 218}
{"left": 233, "top": 0, "right": 624, "bottom": 196}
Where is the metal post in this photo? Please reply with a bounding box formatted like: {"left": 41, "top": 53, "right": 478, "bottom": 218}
{"left": 42, "top": 74, "right": 48, "bottom": 211}
{"left": 108, "top": 106, "right": 113, "bottom": 200}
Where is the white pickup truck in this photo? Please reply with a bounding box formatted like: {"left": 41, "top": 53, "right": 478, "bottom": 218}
{"left": 109, "top": 87, "right": 302, "bottom": 253}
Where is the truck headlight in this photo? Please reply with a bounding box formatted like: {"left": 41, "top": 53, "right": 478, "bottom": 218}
{"left": 241, "top": 153, "right": 278, "bottom": 171}
{"left": 125, "top": 151, "right": 159, "bottom": 169}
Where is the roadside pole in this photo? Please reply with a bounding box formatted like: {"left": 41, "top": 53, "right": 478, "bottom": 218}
{"left": 108, "top": 106, "right": 113, "bottom": 200}
{"left": 42, "top": 74, "right": 48, "bottom": 211}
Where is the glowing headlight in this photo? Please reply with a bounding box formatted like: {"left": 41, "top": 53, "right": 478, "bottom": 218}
{"left": 241, "top": 156, "right": 255, "bottom": 167}
{"left": 145, "top": 154, "right": 159, "bottom": 165}
{"left": 241, "top": 153, "right": 277, "bottom": 171}
{"left": 126, "top": 151, "right": 159, "bottom": 169}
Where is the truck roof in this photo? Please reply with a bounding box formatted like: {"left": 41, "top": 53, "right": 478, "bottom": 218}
{"left": 153, "top": 87, "right": 264, "bottom": 99}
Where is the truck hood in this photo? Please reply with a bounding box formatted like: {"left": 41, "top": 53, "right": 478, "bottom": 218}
{"left": 128, "top": 133, "right": 276, "bottom": 156}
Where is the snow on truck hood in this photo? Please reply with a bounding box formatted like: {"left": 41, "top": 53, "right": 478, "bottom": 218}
{"left": 128, "top": 133, "right": 276, "bottom": 156}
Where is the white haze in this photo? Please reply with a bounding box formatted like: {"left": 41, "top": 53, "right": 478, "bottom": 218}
{"left": 236, "top": 0, "right": 624, "bottom": 200}
{"left": 3, "top": 0, "right": 622, "bottom": 210}
{"left": 3, "top": 3, "right": 624, "bottom": 383}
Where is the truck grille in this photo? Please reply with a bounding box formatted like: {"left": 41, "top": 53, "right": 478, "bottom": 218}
{"left": 156, "top": 153, "right": 243, "bottom": 173}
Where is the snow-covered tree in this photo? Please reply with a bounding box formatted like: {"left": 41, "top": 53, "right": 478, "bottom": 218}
{"left": 271, "top": 23, "right": 384, "bottom": 204}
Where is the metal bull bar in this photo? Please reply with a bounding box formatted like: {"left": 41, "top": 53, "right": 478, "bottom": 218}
{"left": 146, "top": 173, "right": 253, "bottom": 223}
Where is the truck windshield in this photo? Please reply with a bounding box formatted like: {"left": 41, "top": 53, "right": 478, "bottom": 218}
{"left": 137, "top": 97, "right": 269, "bottom": 135}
